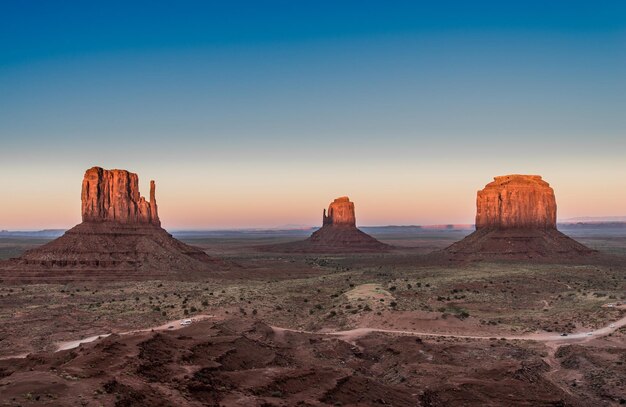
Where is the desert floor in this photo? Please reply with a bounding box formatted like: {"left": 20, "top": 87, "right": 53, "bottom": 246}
{"left": 0, "top": 227, "right": 624, "bottom": 406}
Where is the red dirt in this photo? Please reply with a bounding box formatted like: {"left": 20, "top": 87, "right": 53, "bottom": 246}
{"left": 0, "top": 318, "right": 583, "bottom": 406}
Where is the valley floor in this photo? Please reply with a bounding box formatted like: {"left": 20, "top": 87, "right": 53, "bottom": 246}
{"left": 0, "top": 229, "right": 625, "bottom": 406}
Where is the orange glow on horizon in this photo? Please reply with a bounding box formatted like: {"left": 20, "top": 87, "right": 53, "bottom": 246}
{"left": 0, "top": 162, "right": 625, "bottom": 230}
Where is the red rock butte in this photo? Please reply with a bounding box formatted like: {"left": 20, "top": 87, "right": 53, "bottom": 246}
{"left": 261, "top": 196, "right": 390, "bottom": 253}
{"left": 476, "top": 175, "right": 556, "bottom": 230}
{"left": 81, "top": 167, "right": 160, "bottom": 226}
{"left": 0, "top": 166, "right": 221, "bottom": 282}
{"left": 323, "top": 197, "right": 356, "bottom": 227}
{"left": 443, "top": 174, "right": 594, "bottom": 261}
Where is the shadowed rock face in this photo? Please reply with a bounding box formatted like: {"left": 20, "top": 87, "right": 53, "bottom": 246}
{"left": 82, "top": 167, "right": 160, "bottom": 226}
{"left": 323, "top": 197, "right": 356, "bottom": 227}
{"left": 476, "top": 175, "right": 556, "bottom": 230}
{"left": 260, "top": 196, "right": 390, "bottom": 253}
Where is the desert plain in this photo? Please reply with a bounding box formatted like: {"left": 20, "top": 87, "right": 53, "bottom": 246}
{"left": 0, "top": 225, "right": 624, "bottom": 406}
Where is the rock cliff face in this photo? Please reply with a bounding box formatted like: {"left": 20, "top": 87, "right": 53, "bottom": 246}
{"left": 476, "top": 175, "right": 556, "bottom": 230}
{"left": 81, "top": 167, "right": 160, "bottom": 226}
{"left": 323, "top": 197, "right": 356, "bottom": 227}
{"left": 442, "top": 174, "right": 594, "bottom": 261}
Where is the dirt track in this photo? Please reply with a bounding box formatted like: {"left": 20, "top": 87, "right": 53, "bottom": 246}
{"left": 274, "top": 313, "right": 626, "bottom": 344}
{"left": 7, "top": 309, "right": 620, "bottom": 360}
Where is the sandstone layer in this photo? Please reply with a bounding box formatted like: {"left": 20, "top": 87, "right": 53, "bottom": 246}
{"left": 0, "top": 167, "right": 219, "bottom": 281}
{"left": 443, "top": 174, "right": 594, "bottom": 261}
{"left": 262, "top": 196, "right": 390, "bottom": 253}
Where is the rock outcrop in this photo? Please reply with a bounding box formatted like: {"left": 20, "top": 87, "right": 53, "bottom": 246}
{"left": 476, "top": 175, "right": 556, "bottom": 230}
{"left": 0, "top": 167, "right": 221, "bottom": 281}
{"left": 443, "top": 174, "right": 595, "bottom": 261}
{"left": 81, "top": 167, "right": 160, "bottom": 226}
{"left": 261, "top": 196, "right": 390, "bottom": 253}
{"left": 323, "top": 197, "right": 356, "bottom": 226}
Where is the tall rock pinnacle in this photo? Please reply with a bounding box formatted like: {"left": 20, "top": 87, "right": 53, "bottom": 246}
{"left": 475, "top": 175, "right": 557, "bottom": 230}
{"left": 81, "top": 167, "right": 160, "bottom": 226}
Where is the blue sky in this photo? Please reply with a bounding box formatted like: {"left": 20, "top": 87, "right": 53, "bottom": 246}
{"left": 1, "top": 1, "right": 625, "bottom": 228}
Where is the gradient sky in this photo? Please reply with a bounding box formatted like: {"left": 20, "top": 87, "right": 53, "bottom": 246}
{"left": 1, "top": 1, "right": 625, "bottom": 229}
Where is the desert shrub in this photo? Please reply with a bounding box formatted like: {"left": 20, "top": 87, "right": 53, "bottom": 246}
{"left": 457, "top": 311, "right": 470, "bottom": 320}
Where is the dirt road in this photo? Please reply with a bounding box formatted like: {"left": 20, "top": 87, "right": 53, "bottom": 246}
{"left": 273, "top": 313, "right": 626, "bottom": 344}
{"left": 3, "top": 310, "right": 624, "bottom": 360}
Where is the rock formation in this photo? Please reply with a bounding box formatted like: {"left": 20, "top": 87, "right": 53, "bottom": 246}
{"left": 81, "top": 167, "right": 160, "bottom": 226}
{"left": 443, "top": 174, "right": 594, "bottom": 261}
{"left": 0, "top": 167, "right": 220, "bottom": 282}
{"left": 262, "top": 196, "right": 390, "bottom": 253}
{"left": 476, "top": 175, "right": 556, "bottom": 230}
{"left": 323, "top": 197, "right": 356, "bottom": 226}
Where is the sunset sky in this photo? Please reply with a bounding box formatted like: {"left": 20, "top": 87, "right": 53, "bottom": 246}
{"left": 1, "top": 1, "right": 625, "bottom": 229}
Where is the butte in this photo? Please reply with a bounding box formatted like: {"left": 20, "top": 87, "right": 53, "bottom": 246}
{"left": 262, "top": 196, "right": 390, "bottom": 253}
{"left": 442, "top": 174, "right": 595, "bottom": 261}
{"left": 0, "top": 167, "right": 219, "bottom": 282}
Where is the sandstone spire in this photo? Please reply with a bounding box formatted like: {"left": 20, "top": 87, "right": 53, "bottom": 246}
{"left": 81, "top": 167, "right": 160, "bottom": 226}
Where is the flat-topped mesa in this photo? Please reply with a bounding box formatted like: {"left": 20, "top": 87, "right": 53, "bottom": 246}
{"left": 322, "top": 196, "right": 356, "bottom": 227}
{"left": 476, "top": 174, "right": 556, "bottom": 230}
{"left": 81, "top": 167, "right": 160, "bottom": 226}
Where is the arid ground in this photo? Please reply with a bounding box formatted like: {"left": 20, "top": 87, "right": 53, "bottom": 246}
{"left": 0, "top": 226, "right": 625, "bottom": 406}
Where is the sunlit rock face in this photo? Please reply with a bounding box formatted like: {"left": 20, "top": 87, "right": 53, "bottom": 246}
{"left": 81, "top": 167, "right": 160, "bottom": 226}
{"left": 476, "top": 175, "right": 557, "bottom": 230}
{"left": 322, "top": 196, "right": 356, "bottom": 227}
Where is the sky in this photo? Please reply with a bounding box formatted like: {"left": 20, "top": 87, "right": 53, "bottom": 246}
{"left": 1, "top": 1, "right": 625, "bottom": 229}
